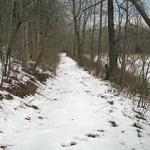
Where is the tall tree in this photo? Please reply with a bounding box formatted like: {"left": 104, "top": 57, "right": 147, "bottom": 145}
{"left": 96, "top": 0, "right": 103, "bottom": 75}
{"left": 107, "top": 0, "right": 118, "bottom": 77}
{"left": 69, "top": 0, "right": 90, "bottom": 66}
{"left": 90, "top": 0, "right": 97, "bottom": 66}
{"left": 4, "top": 0, "right": 22, "bottom": 77}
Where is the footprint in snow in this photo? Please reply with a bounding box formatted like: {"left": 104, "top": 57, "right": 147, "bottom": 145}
{"left": 25, "top": 116, "right": 31, "bottom": 121}
{"left": 109, "top": 121, "right": 118, "bottom": 127}
{"left": 61, "top": 141, "right": 77, "bottom": 147}
{"left": 107, "top": 101, "right": 114, "bottom": 105}
{"left": 86, "top": 133, "right": 100, "bottom": 138}
{"left": 101, "top": 95, "right": 107, "bottom": 99}
{"left": 97, "top": 129, "right": 105, "bottom": 133}
{"left": 109, "top": 109, "right": 114, "bottom": 113}
{"left": 85, "top": 90, "right": 91, "bottom": 93}
{"left": 97, "top": 94, "right": 101, "bottom": 97}
{"left": 120, "top": 142, "right": 126, "bottom": 146}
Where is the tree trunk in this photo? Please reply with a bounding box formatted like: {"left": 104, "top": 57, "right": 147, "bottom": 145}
{"left": 96, "top": 1, "right": 103, "bottom": 75}
{"left": 33, "top": 48, "right": 45, "bottom": 71}
{"left": 4, "top": 0, "right": 21, "bottom": 76}
{"left": 24, "top": 11, "right": 29, "bottom": 68}
{"left": 107, "top": 0, "right": 117, "bottom": 77}
{"left": 72, "top": 0, "right": 83, "bottom": 66}
{"left": 73, "top": 26, "right": 76, "bottom": 57}
{"left": 36, "top": 0, "right": 40, "bottom": 55}
{"left": 91, "top": 0, "right": 96, "bottom": 66}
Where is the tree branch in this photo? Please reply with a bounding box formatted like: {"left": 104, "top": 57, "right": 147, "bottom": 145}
{"left": 129, "top": 0, "right": 150, "bottom": 28}
{"left": 82, "top": 0, "right": 106, "bottom": 12}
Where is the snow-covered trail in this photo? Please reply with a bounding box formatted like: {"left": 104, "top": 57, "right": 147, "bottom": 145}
{"left": 0, "top": 54, "right": 150, "bottom": 150}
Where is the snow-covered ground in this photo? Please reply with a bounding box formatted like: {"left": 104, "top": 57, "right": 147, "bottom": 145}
{"left": 0, "top": 54, "right": 150, "bottom": 150}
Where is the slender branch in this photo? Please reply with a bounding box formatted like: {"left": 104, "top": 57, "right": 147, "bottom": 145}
{"left": 82, "top": 0, "right": 106, "bottom": 12}
{"left": 129, "top": 0, "right": 150, "bottom": 28}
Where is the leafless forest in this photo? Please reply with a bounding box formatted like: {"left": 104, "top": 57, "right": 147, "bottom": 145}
{"left": 1, "top": 0, "right": 149, "bottom": 106}
{"left": 0, "top": 0, "right": 150, "bottom": 149}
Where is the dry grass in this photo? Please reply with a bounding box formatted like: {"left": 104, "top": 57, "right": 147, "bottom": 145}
{"left": 2, "top": 48, "right": 60, "bottom": 99}
{"left": 5, "top": 80, "right": 37, "bottom": 98}
{"left": 108, "top": 69, "right": 150, "bottom": 98}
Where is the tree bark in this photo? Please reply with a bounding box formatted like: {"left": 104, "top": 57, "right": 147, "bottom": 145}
{"left": 24, "top": 11, "right": 29, "bottom": 68}
{"left": 72, "top": 0, "right": 83, "bottom": 66}
{"left": 108, "top": 0, "right": 117, "bottom": 76}
{"left": 96, "top": 0, "right": 103, "bottom": 75}
{"left": 91, "top": 0, "right": 96, "bottom": 67}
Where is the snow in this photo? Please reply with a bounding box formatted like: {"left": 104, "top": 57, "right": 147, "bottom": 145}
{"left": 93, "top": 53, "right": 150, "bottom": 81}
{"left": 0, "top": 53, "right": 150, "bottom": 150}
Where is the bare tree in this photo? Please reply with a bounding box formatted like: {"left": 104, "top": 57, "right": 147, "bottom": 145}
{"left": 69, "top": 0, "right": 90, "bottom": 66}
{"left": 107, "top": 0, "right": 118, "bottom": 78}
{"left": 96, "top": 0, "right": 103, "bottom": 75}
{"left": 33, "top": 0, "right": 60, "bottom": 70}
{"left": 4, "top": 0, "right": 22, "bottom": 77}
{"left": 90, "top": 0, "right": 97, "bottom": 66}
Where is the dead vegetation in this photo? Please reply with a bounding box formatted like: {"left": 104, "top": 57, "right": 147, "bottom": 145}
{"left": 0, "top": 50, "right": 60, "bottom": 99}
{"left": 67, "top": 52, "right": 150, "bottom": 127}
{"left": 72, "top": 53, "right": 150, "bottom": 103}
{"left": 4, "top": 80, "right": 37, "bottom": 98}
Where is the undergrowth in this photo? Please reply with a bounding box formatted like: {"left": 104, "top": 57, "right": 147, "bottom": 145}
{"left": 67, "top": 51, "right": 150, "bottom": 129}
{"left": 67, "top": 52, "right": 150, "bottom": 107}
{"left": 0, "top": 50, "right": 60, "bottom": 99}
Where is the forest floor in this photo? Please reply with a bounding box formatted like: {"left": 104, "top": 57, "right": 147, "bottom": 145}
{"left": 0, "top": 53, "right": 150, "bottom": 150}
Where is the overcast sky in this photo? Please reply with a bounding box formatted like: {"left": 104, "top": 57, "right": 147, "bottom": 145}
{"left": 145, "top": 1, "right": 150, "bottom": 6}
{"left": 144, "top": 0, "right": 150, "bottom": 14}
